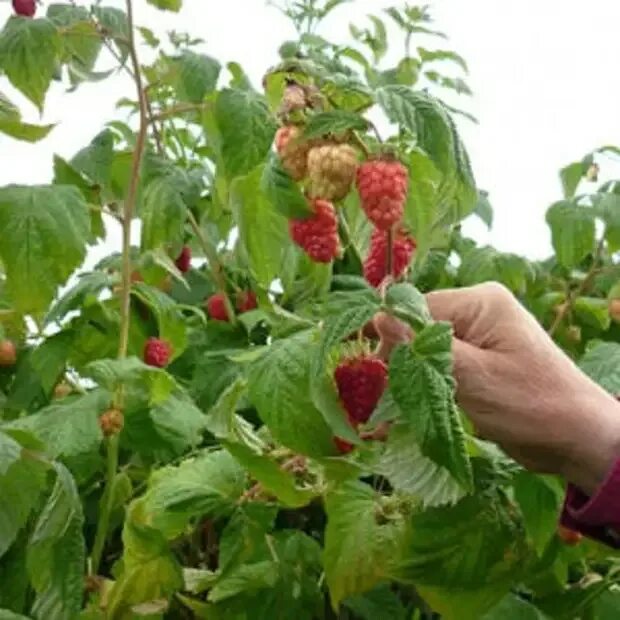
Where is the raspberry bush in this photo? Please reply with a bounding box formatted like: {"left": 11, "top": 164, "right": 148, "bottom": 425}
{"left": 1, "top": 1, "right": 620, "bottom": 619}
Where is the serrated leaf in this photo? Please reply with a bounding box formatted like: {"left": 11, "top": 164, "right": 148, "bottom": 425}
{"left": 418, "top": 47, "right": 468, "bottom": 72}
{"left": 473, "top": 190, "right": 493, "bottom": 229}
{"left": 166, "top": 51, "right": 220, "bottom": 103}
{"left": 389, "top": 323, "right": 472, "bottom": 489}
{"left": 0, "top": 17, "right": 61, "bottom": 111}
{"left": 0, "top": 118, "right": 54, "bottom": 142}
{"left": 0, "top": 185, "right": 90, "bottom": 313}
{"left": 247, "top": 330, "right": 335, "bottom": 457}
{"left": 0, "top": 431, "right": 21, "bottom": 476}
{"left": 482, "top": 594, "right": 547, "bottom": 620}
{"left": 304, "top": 110, "right": 368, "bottom": 139}
{"left": 579, "top": 341, "right": 620, "bottom": 394}
{"left": 384, "top": 282, "right": 431, "bottom": 330}
{"left": 70, "top": 129, "right": 114, "bottom": 188}
{"left": 27, "top": 463, "right": 85, "bottom": 620}
{"left": 146, "top": 0, "right": 181, "bottom": 11}
{"left": 92, "top": 6, "right": 129, "bottom": 63}
{"left": 223, "top": 442, "right": 315, "bottom": 508}
{"left": 343, "top": 584, "right": 407, "bottom": 620}
{"left": 546, "top": 201, "right": 595, "bottom": 269}
{"left": 231, "top": 165, "right": 291, "bottom": 287}
{"left": 215, "top": 89, "right": 277, "bottom": 179}
{"left": 260, "top": 155, "right": 311, "bottom": 219}
{"left": 324, "top": 481, "right": 406, "bottom": 607}
{"left": 375, "top": 424, "right": 466, "bottom": 507}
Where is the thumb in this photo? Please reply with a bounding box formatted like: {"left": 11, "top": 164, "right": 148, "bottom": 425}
{"left": 425, "top": 288, "right": 483, "bottom": 340}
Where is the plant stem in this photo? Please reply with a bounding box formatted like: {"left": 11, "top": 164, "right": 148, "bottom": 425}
{"left": 91, "top": 0, "right": 147, "bottom": 575}
{"left": 548, "top": 238, "right": 605, "bottom": 336}
{"left": 351, "top": 130, "right": 371, "bottom": 158}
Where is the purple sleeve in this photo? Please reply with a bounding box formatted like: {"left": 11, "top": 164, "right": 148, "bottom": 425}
{"left": 561, "top": 458, "right": 620, "bottom": 548}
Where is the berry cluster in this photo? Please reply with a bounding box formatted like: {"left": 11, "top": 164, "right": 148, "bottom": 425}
{"left": 205, "top": 290, "right": 258, "bottom": 322}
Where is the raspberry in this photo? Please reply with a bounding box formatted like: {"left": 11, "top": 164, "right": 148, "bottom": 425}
{"left": 363, "top": 228, "right": 416, "bottom": 288}
{"left": 53, "top": 382, "right": 72, "bottom": 399}
{"left": 144, "top": 337, "right": 172, "bottom": 368}
{"left": 334, "top": 355, "right": 388, "bottom": 425}
{"left": 356, "top": 158, "right": 408, "bottom": 230}
{"left": 236, "top": 290, "right": 258, "bottom": 313}
{"left": 206, "top": 293, "right": 230, "bottom": 322}
{"left": 175, "top": 246, "right": 191, "bottom": 273}
{"left": 0, "top": 340, "right": 17, "bottom": 367}
{"left": 334, "top": 437, "right": 355, "bottom": 454}
{"left": 275, "top": 126, "right": 310, "bottom": 181}
{"left": 558, "top": 525, "right": 583, "bottom": 546}
{"left": 289, "top": 199, "right": 341, "bottom": 263}
{"left": 307, "top": 143, "right": 358, "bottom": 201}
{"left": 99, "top": 408, "right": 124, "bottom": 437}
{"left": 280, "top": 82, "right": 307, "bottom": 114}
{"left": 12, "top": 0, "right": 36, "bottom": 17}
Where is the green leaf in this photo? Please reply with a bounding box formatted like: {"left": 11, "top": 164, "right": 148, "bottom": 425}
{"left": 146, "top": 0, "right": 182, "bottom": 11}
{"left": 92, "top": 6, "right": 129, "bottom": 63}
{"left": 27, "top": 464, "right": 85, "bottom": 620}
{"left": 215, "top": 89, "right": 277, "bottom": 179}
{"left": 559, "top": 161, "right": 584, "bottom": 199}
{"left": 231, "top": 165, "right": 291, "bottom": 288}
{"left": 513, "top": 472, "right": 563, "bottom": 556}
{"left": 418, "top": 47, "right": 468, "bottom": 72}
{"left": 546, "top": 201, "right": 596, "bottom": 269}
{"left": 0, "top": 431, "right": 21, "bottom": 476}
{"left": 6, "top": 390, "right": 107, "bottom": 459}
{"left": 574, "top": 296, "right": 611, "bottom": 330}
{"left": 482, "top": 594, "right": 546, "bottom": 620}
{"left": 166, "top": 51, "right": 220, "bottom": 103}
{"left": 142, "top": 450, "right": 245, "bottom": 539}
{"left": 223, "top": 442, "right": 315, "bottom": 508}
{"left": 343, "top": 584, "right": 407, "bottom": 620}
{"left": 375, "top": 424, "right": 466, "bottom": 507}
{"left": 247, "top": 330, "right": 335, "bottom": 457}
{"left": 389, "top": 323, "right": 472, "bottom": 489}
{"left": 208, "top": 560, "right": 278, "bottom": 603}
{"left": 304, "top": 110, "right": 368, "bottom": 139}
{"left": 384, "top": 282, "right": 431, "bottom": 330}
{"left": 593, "top": 192, "right": 620, "bottom": 252}
{"left": 579, "top": 341, "right": 620, "bottom": 394}
{"left": 0, "top": 118, "right": 54, "bottom": 142}
{"left": 260, "top": 155, "right": 312, "bottom": 219}
{"left": 0, "top": 185, "right": 90, "bottom": 313}
{"left": 0, "top": 17, "right": 61, "bottom": 111}
{"left": 324, "top": 481, "right": 406, "bottom": 607}
{"left": 472, "top": 190, "right": 493, "bottom": 229}
{"left": 70, "top": 130, "right": 114, "bottom": 188}
{"left": 0, "top": 611, "right": 31, "bottom": 620}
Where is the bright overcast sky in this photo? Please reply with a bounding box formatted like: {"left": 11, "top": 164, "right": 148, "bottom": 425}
{"left": 1, "top": 0, "right": 620, "bottom": 263}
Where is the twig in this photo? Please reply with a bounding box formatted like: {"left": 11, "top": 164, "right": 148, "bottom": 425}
{"left": 351, "top": 130, "right": 371, "bottom": 158}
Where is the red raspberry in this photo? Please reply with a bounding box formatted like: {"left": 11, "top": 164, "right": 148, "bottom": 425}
{"left": 363, "top": 228, "right": 416, "bottom": 288}
{"left": 99, "top": 408, "right": 124, "bottom": 437}
{"left": 143, "top": 337, "right": 172, "bottom": 368}
{"left": 275, "top": 126, "right": 310, "bottom": 181}
{"left": 206, "top": 293, "right": 230, "bottom": 322}
{"left": 236, "top": 290, "right": 258, "bottom": 313}
{"left": 558, "top": 525, "right": 583, "bottom": 546}
{"left": 175, "top": 246, "right": 191, "bottom": 273}
{"left": 356, "top": 158, "right": 408, "bottom": 230}
{"left": 0, "top": 340, "right": 17, "bottom": 367}
{"left": 12, "top": 0, "right": 36, "bottom": 17}
{"left": 307, "top": 143, "right": 358, "bottom": 201}
{"left": 334, "top": 437, "right": 355, "bottom": 454}
{"left": 334, "top": 355, "right": 388, "bottom": 425}
{"left": 289, "top": 199, "right": 341, "bottom": 263}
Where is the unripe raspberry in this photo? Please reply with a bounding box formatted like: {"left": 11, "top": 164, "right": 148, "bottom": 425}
{"left": 334, "top": 354, "right": 388, "bottom": 425}
{"left": 175, "top": 246, "right": 191, "bottom": 273}
{"left": 610, "top": 298, "right": 620, "bottom": 323}
{"left": 275, "top": 126, "right": 311, "bottom": 181}
{"left": 143, "top": 337, "right": 172, "bottom": 368}
{"left": 586, "top": 163, "right": 599, "bottom": 182}
{"left": 307, "top": 143, "right": 358, "bottom": 201}
{"left": 99, "top": 408, "right": 124, "bottom": 437}
{"left": 289, "top": 199, "right": 341, "bottom": 263}
{"left": 236, "top": 290, "right": 258, "bottom": 313}
{"left": 12, "top": 0, "right": 36, "bottom": 17}
{"left": 206, "top": 293, "right": 230, "bottom": 322}
{"left": 363, "top": 228, "right": 416, "bottom": 288}
{"left": 558, "top": 525, "right": 583, "bottom": 546}
{"left": 0, "top": 340, "right": 17, "bottom": 367}
{"left": 356, "top": 158, "right": 408, "bottom": 230}
{"left": 280, "top": 82, "right": 307, "bottom": 114}
{"left": 53, "top": 382, "right": 72, "bottom": 399}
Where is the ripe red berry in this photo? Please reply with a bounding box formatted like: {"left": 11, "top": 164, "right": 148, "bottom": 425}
{"left": 143, "top": 337, "right": 172, "bottom": 368}
{"left": 99, "top": 408, "right": 124, "bottom": 437}
{"left": 12, "top": 0, "right": 36, "bottom": 17}
{"left": 363, "top": 228, "right": 416, "bottom": 288}
{"left": 0, "top": 340, "right": 17, "bottom": 367}
{"left": 175, "top": 246, "right": 191, "bottom": 273}
{"left": 289, "top": 199, "right": 341, "bottom": 263}
{"left": 206, "top": 293, "right": 230, "bottom": 322}
{"left": 334, "top": 437, "right": 355, "bottom": 454}
{"left": 236, "top": 290, "right": 258, "bottom": 313}
{"left": 334, "top": 355, "right": 388, "bottom": 425}
{"left": 558, "top": 525, "right": 583, "bottom": 546}
{"left": 357, "top": 158, "right": 408, "bottom": 230}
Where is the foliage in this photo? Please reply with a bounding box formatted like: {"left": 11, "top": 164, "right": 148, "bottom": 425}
{"left": 1, "top": 1, "right": 620, "bottom": 619}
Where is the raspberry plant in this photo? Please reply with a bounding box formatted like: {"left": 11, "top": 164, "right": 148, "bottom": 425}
{"left": 2, "top": 1, "right": 620, "bottom": 619}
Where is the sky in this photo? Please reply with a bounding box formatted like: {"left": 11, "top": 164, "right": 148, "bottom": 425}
{"left": 1, "top": 0, "right": 620, "bottom": 264}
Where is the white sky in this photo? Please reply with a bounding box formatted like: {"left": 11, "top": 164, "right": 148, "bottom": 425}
{"left": 1, "top": 0, "right": 620, "bottom": 264}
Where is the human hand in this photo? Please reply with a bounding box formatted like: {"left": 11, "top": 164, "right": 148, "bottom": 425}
{"left": 375, "top": 282, "right": 620, "bottom": 494}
